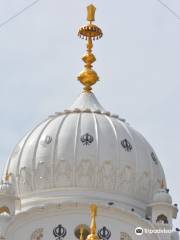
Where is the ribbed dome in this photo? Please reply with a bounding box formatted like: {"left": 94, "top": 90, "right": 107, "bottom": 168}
{"left": 4, "top": 92, "right": 166, "bottom": 209}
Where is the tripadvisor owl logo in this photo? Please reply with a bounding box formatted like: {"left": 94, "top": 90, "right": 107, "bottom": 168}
{"left": 135, "top": 227, "right": 143, "bottom": 235}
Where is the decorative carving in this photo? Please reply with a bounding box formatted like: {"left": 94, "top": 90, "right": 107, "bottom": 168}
{"left": 35, "top": 162, "right": 50, "bottom": 190}
{"left": 156, "top": 214, "right": 168, "bottom": 224}
{"left": 19, "top": 167, "right": 32, "bottom": 194}
{"left": 121, "top": 139, "right": 132, "bottom": 152}
{"left": 45, "top": 135, "right": 52, "bottom": 144}
{"left": 98, "top": 226, "right": 111, "bottom": 240}
{"left": 53, "top": 224, "right": 67, "bottom": 240}
{"left": 98, "top": 161, "right": 114, "bottom": 190}
{"left": 116, "top": 165, "right": 135, "bottom": 192}
{"left": 41, "top": 135, "right": 52, "bottom": 147}
{"left": 80, "top": 133, "right": 94, "bottom": 146}
{"left": 54, "top": 159, "right": 72, "bottom": 187}
{"left": 76, "top": 159, "right": 94, "bottom": 187}
{"left": 138, "top": 171, "right": 150, "bottom": 198}
{"left": 31, "top": 228, "right": 43, "bottom": 240}
{"left": 151, "top": 152, "right": 158, "bottom": 164}
{"left": 152, "top": 178, "right": 164, "bottom": 197}
{"left": 120, "top": 232, "right": 132, "bottom": 240}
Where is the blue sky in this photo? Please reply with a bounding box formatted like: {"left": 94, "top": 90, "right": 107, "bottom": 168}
{"left": 0, "top": 0, "right": 179, "bottom": 226}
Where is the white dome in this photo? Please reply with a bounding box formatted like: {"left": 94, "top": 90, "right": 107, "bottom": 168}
{"left": 4, "top": 92, "right": 166, "bottom": 210}
{"left": 153, "top": 188, "right": 172, "bottom": 204}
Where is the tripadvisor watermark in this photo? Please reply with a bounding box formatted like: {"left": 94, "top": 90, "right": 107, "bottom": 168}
{"left": 135, "top": 227, "right": 173, "bottom": 236}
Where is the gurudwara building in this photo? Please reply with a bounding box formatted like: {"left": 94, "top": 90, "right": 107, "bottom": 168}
{"left": 0, "top": 4, "right": 179, "bottom": 240}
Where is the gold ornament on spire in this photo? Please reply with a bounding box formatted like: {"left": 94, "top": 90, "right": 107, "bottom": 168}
{"left": 87, "top": 204, "right": 99, "bottom": 240}
{"left": 87, "top": 4, "right": 96, "bottom": 22}
{"left": 80, "top": 225, "right": 84, "bottom": 240}
{"left": 74, "top": 224, "right": 90, "bottom": 239}
{"left": 77, "top": 4, "right": 103, "bottom": 92}
{"left": 5, "top": 172, "right": 12, "bottom": 182}
{"left": 160, "top": 179, "right": 165, "bottom": 189}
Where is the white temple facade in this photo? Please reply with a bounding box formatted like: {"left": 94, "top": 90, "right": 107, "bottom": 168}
{"left": 0, "top": 4, "right": 179, "bottom": 240}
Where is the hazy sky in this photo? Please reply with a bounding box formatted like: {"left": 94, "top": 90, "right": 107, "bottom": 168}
{"left": 0, "top": 0, "right": 179, "bottom": 226}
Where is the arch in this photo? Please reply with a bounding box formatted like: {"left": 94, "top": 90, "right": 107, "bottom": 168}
{"left": 0, "top": 206, "right": 10, "bottom": 215}
{"left": 120, "top": 232, "right": 132, "bottom": 240}
{"left": 156, "top": 214, "right": 168, "bottom": 224}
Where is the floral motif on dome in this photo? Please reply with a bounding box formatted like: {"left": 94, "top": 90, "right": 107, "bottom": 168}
{"left": 76, "top": 159, "right": 95, "bottom": 187}
{"left": 98, "top": 161, "right": 115, "bottom": 190}
{"left": 35, "top": 161, "right": 51, "bottom": 190}
{"left": 54, "top": 159, "right": 72, "bottom": 188}
{"left": 19, "top": 167, "right": 32, "bottom": 194}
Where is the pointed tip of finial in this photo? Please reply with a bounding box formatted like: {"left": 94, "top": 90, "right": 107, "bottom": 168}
{"left": 90, "top": 204, "right": 97, "bottom": 216}
{"left": 87, "top": 4, "right": 96, "bottom": 22}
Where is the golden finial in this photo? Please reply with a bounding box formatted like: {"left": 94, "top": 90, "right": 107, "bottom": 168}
{"left": 160, "top": 179, "right": 165, "bottom": 189}
{"left": 77, "top": 4, "right": 103, "bottom": 92}
{"left": 80, "top": 225, "right": 84, "bottom": 240}
{"left": 74, "top": 224, "right": 90, "bottom": 239}
{"left": 0, "top": 206, "right": 10, "bottom": 215}
{"left": 5, "top": 172, "right": 12, "bottom": 182}
{"left": 87, "top": 204, "right": 99, "bottom": 240}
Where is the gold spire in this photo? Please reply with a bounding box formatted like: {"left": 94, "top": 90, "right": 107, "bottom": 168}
{"left": 80, "top": 225, "right": 84, "bottom": 240}
{"left": 87, "top": 204, "right": 99, "bottom": 240}
{"left": 5, "top": 172, "right": 12, "bottom": 182}
{"left": 77, "top": 4, "right": 103, "bottom": 92}
{"left": 160, "top": 179, "right": 165, "bottom": 189}
{"left": 74, "top": 224, "right": 90, "bottom": 239}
